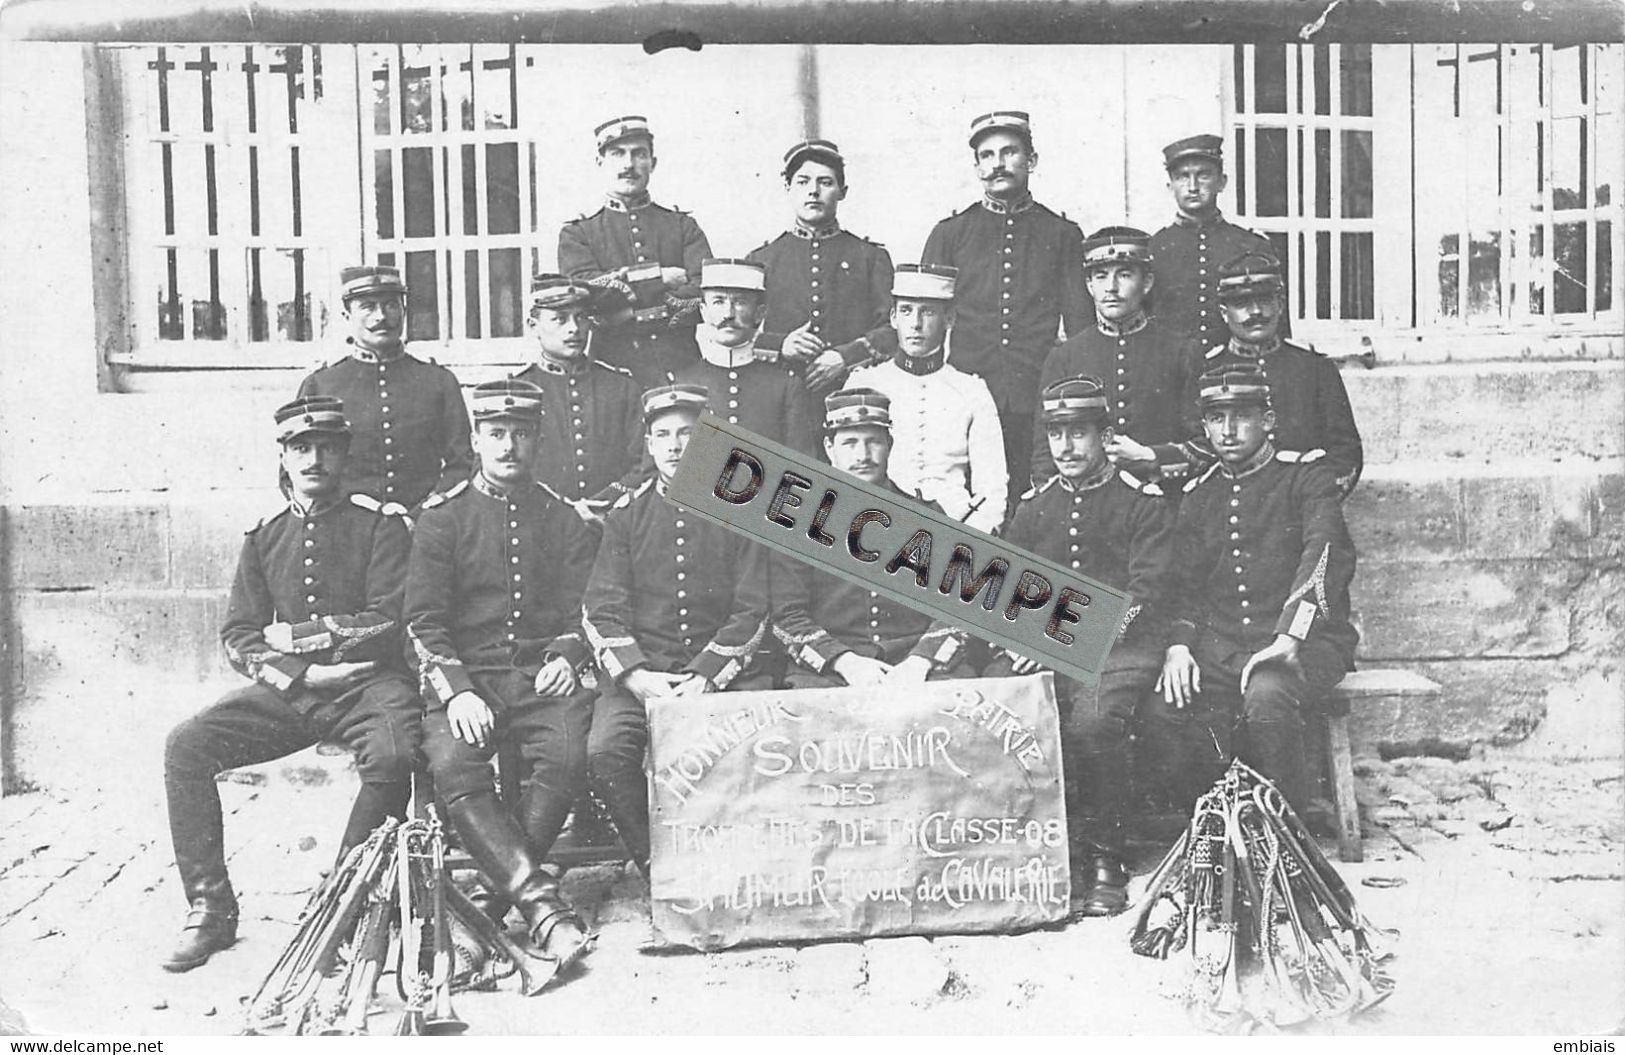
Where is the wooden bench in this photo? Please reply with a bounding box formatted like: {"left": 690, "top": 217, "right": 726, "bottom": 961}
{"left": 1312, "top": 669, "right": 1444, "bottom": 862}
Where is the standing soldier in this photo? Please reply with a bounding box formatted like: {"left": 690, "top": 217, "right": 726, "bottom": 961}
{"left": 747, "top": 139, "right": 894, "bottom": 422}
{"left": 987, "top": 377, "right": 1175, "bottom": 916}
{"left": 558, "top": 115, "right": 712, "bottom": 389}
{"left": 673, "top": 258, "right": 819, "bottom": 457}
{"left": 297, "top": 265, "right": 474, "bottom": 515}
{"left": 921, "top": 111, "right": 1089, "bottom": 496}
{"left": 1192, "top": 251, "right": 1363, "bottom": 496}
{"left": 406, "top": 379, "right": 598, "bottom": 967}
{"left": 772, "top": 388, "right": 972, "bottom": 689}
{"left": 162, "top": 397, "right": 419, "bottom": 971}
{"left": 845, "top": 264, "right": 1008, "bottom": 534}
{"left": 1033, "top": 227, "right": 1203, "bottom": 486}
{"left": 511, "top": 273, "right": 644, "bottom": 524}
{"left": 582, "top": 384, "right": 775, "bottom": 877}
{"left": 1156, "top": 363, "right": 1359, "bottom": 816}
{"left": 1147, "top": 134, "right": 1291, "bottom": 354}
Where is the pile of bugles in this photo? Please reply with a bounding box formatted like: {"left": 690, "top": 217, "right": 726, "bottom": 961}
{"left": 1130, "top": 761, "right": 1396, "bottom": 1032}
{"left": 243, "top": 809, "right": 553, "bottom": 1036}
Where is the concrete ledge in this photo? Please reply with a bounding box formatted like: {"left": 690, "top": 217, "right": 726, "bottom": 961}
{"left": 1346, "top": 360, "right": 1625, "bottom": 465}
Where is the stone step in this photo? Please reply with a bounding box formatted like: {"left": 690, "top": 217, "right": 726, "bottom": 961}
{"left": 1344, "top": 359, "right": 1623, "bottom": 465}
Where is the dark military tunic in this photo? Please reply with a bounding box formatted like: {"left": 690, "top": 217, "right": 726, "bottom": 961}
{"left": 921, "top": 196, "right": 1089, "bottom": 492}
{"left": 748, "top": 225, "right": 894, "bottom": 369}
{"left": 223, "top": 495, "right": 412, "bottom": 701}
{"left": 1002, "top": 468, "right": 1176, "bottom": 645}
{"left": 582, "top": 478, "right": 771, "bottom": 689}
{"left": 404, "top": 475, "right": 597, "bottom": 709}
{"left": 771, "top": 483, "right": 966, "bottom": 672}
{"left": 1185, "top": 339, "right": 1363, "bottom": 496}
{"left": 921, "top": 197, "right": 1090, "bottom": 383}
{"left": 672, "top": 343, "right": 821, "bottom": 458}
{"left": 557, "top": 195, "right": 712, "bottom": 386}
{"left": 296, "top": 350, "right": 473, "bottom": 512}
{"left": 512, "top": 356, "right": 644, "bottom": 506}
{"left": 1147, "top": 213, "right": 1292, "bottom": 353}
{"left": 1032, "top": 314, "right": 1204, "bottom": 485}
{"left": 1166, "top": 451, "right": 1358, "bottom": 686}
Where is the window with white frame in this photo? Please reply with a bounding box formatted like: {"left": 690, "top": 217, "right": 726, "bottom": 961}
{"left": 1229, "top": 43, "right": 1378, "bottom": 324}
{"left": 1414, "top": 43, "right": 1620, "bottom": 328}
{"left": 360, "top": 44, "right": 546, "bottom": 358}
{"left": 113, "top": 44, "right": 359, "bottom": 368}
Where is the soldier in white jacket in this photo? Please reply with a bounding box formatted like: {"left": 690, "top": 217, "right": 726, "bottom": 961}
{"left": 844, "top": 264, "right": 1009, "bottom": 533}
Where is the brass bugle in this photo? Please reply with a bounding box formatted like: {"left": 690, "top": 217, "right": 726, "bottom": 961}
{"left": 422, "top": 817, "right": 468, "bottom": 1035}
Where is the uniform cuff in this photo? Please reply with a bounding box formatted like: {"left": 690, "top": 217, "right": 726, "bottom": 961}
{"left": 1279, "top": 601, "right": 1317, "bottom": 641}
{"left": 424, "top": 663, "right": 475, "bottom": 710}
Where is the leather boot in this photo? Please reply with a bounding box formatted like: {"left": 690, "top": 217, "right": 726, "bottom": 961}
{"left": 163, "top": 898, "right": 239, "bottom": 972}
{"left": 1244, "top": 717, "right": 1310, "bottom": 814}
{"left": 446, "top": 793, "right": 590, "bottom": 968}
{"left": 1075, "top": 853, "right": 1130, "bottom": 918}
{"left": 590, "top": 770, "right": 651, "bottom": 878}
{"left": 335, "top": 780, "right": 411, "bottom": 867}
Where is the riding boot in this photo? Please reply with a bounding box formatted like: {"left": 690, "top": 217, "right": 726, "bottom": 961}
{"left": 518, "top": 781, "right": 575, "bottom": 863}
{"left": 1243, "top": 715, "right": 1310, "bottom": 814}
{"left": 590, "top": 770, "right": 651, "bottom": 879}
{"left": 1070, "top": 748, "right": 1131, "bottom": 917}
{"left": 446, "top": 792, "right": 589, "bottom": 966}
{"left": 335, "top": 780, "right": 411, "bottom": 867}
{"left": 163, "top": 774, "right": 240, "bottom": 970}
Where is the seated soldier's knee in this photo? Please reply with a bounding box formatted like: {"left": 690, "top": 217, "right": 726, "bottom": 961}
{"left": 1242, "top": 668, "right": 1305, "bottom": 724}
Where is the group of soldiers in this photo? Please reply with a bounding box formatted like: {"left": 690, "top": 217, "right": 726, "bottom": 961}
{"left": 160, "top": 110, "right": 1366, "bottom": 977}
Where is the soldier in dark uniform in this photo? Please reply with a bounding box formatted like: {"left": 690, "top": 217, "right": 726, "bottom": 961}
{"left": 1033, "top": 227, "right": 1203, "bottom": 487}
{"left": 672, "top": 257, "right": 819, "bottom": 457}
{"left": 406, "top": 379, "right": 598, "bottom": 966}
{"left": 296, "top": 265, "right": 474, "bottom": 515}
{"left": 162, "top": 397, "right": 419, "bottom": 971}
{"left": 771, "top": 388, "right": 973, "bottom": 688}
{"left": 1188, "top": 251, "right": 1363, "bottom": 496}
{"left": 1156, "top": 363, "right": 1359, "bottom": 815}
{"left": 582, "top": 384, "right": 775, "bottom": 876}
{"left": 511, "top": 273, "right": 644, "bottom": 524}
{"left": 747, "top": 139, "right": 894, "bottom": 422}
{"left": 1147, "top": 134, "right": 1292, "bottom": 354}
{"left": 920, "top": 111, "right": 1089, "bottom": 498}
{"left": 986, "top": 377, "right": 1175, "bottom": 916}
{"left": 558, "top": 116, "right": 712, "bottom": 390}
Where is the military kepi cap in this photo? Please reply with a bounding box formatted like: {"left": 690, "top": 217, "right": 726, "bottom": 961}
{"left": 1082, "top": 226, "right": 1153, "bottom": 268}
{"left": 1040, "top": 376, "right": 1109, "bottom": 424}
{"left": 1163, "top": 133, "right": 1225, "bottom": 169}
{"left": 595, "top": 115, "right": 652, "bottom": 152}
{"left": 642, "top": 382, "right": 710, "bottom": 422}
{"left": 471, "top": 379, "right": 545, "bottom": 422}
{"left": 782, "top": 139, "right": 845, "bottom": 179}
{"left": 340, "top": 265, "right": 407, "bottom": 302}
{"left": 701, "top": 258, "right": 767, "bottom": 292}
{"left": 528, "top": 272, "right": 599, "bottom": 313}
{"left": 1217, "top": 250, "right": 1285, "bottom": 300}
{"left": 969, "top": 110, "right": 1032, "bottom": 148}
{"left": 1197, "top": 363, "right": 1271, "bottom": 407}
{"left": 824, "top": 387, "right": 892, "bottom": 433}
{"left": 275, "top": 396, "right": 351, "bottom": 444}
{"left": 892, "top": 263, "right": 958, "bottom": 301}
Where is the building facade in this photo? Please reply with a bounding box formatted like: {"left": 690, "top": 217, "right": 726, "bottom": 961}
{"left": 1, "top": 40, "right": 1621, "bottom": 783}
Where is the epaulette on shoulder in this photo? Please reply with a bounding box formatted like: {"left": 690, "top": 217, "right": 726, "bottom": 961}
{"left": 610, "top": 477, "right": 656, "bottom": 512}
{"left": 853, "top": 231, "right": 885, "bottom": 249}
{"left": 1204, "top": 344, "right": 1227, "bottom": 359}
{"left": 1183, "top": 464, "right": 1221, "bottom": 494}
{"left": 350, "top": 493, "right": 411, "bottom": 519}
{"left": 956, "top": 201, "right": 980, "bottom": 216}
{"left": 420, "top": 478, "right": 469, "bottom": 511}
{"left": 1118, "top": 470, "right": 1164, "bottom": 497}
{"left": 1275, "top": 448, "right": 1326, "bottom": 464}
{"left": 1016, "top": 475, "right": 1059, "bottom": 503}
{"left": 591, "top": 359, "right": 635, "bottom": 379}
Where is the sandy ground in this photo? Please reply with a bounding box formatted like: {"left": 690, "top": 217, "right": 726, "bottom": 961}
{"left": 2, "top": 680, "right": 1621, "bottom": 1036}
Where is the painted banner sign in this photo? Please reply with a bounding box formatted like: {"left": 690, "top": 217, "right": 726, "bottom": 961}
{"left": 645, "top": 675, "right": 1069, "bottom": 951}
